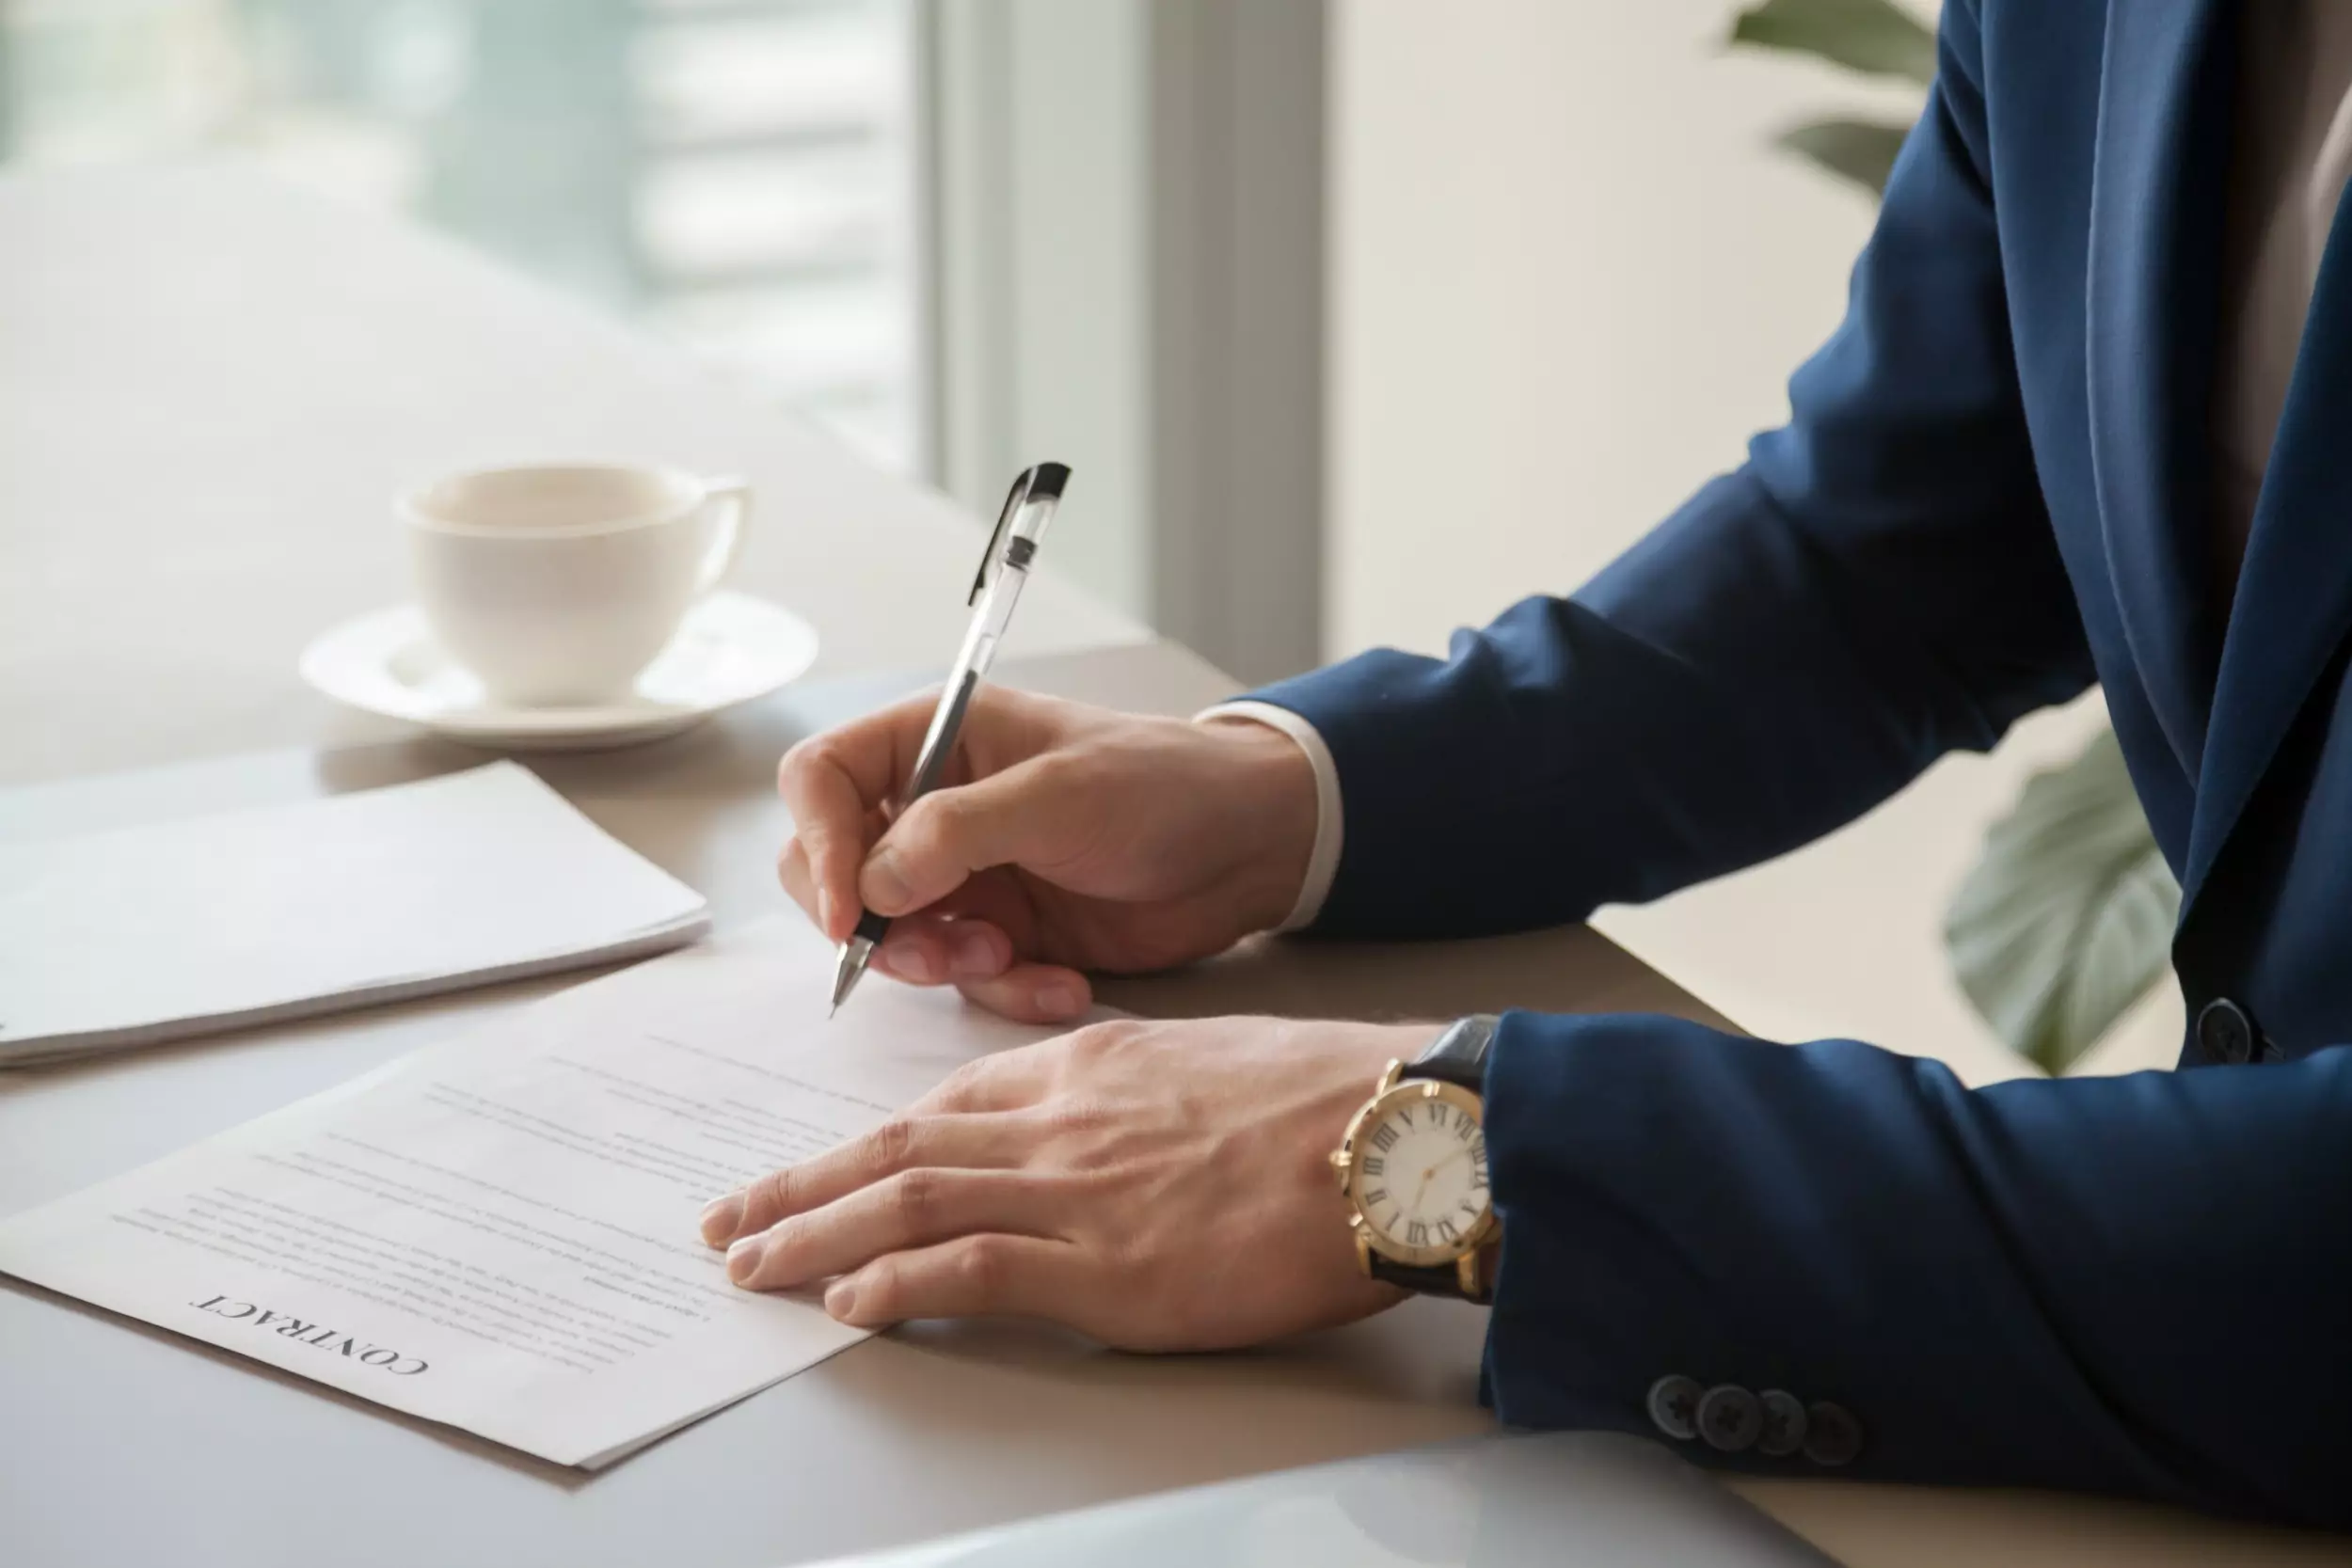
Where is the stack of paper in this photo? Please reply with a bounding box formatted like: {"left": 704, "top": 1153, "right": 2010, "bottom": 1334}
{"left": 0, "top": 763, "right": 708, "bottom": 1064}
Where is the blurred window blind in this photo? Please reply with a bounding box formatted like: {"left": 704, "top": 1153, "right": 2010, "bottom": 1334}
{"left": 0, "top": 0, "right": 923, "bottom": 471}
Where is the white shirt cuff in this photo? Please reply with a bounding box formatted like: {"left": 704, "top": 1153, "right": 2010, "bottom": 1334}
{"left": 1195, "top": 700, "right": 1343, "bottom": 933}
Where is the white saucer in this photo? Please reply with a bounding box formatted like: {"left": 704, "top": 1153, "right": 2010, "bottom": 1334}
{"left": 299, "top": 591, "right": 820, "bottom": 751}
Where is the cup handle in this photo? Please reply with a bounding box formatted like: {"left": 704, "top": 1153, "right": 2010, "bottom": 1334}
{"left": 695, "top": 475, "right": 752, "bottom": 595}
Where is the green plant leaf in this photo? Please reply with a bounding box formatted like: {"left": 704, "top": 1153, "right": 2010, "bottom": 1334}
{"left": 1945, "top": 725, "right": 2182, "bottom": 1074}
{"left": 1774, "top": 118, "right": 1912, "bottom": 197}
{"left": 1729, "top": 0, "right": 1938, "bottom": 85}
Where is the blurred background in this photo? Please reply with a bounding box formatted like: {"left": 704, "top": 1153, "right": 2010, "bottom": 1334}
{"left": 1, "top": 0, "right": 925, "bottom": 466}
{"left": 0, "top": 0, "right": 2171, "bottom": 1084}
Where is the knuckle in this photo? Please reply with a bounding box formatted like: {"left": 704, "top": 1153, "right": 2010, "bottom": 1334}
{"left": 1067, "top": 1019, "right": 1141, "bottom": 1058}
{"left": 1098, "top": 1225, "right": 1155, "bottom": 1277}
{"left": 911, "top": 790, "right": 973, "bottom": 850}
{"left": 757, "top": 1212, "right": 809, "bottom": 1262}
{"left": 749, "top": 1164, "right": 797, "bottom": 1216}
{"left": 1027, "top": 747, "right": 1090, "bottom": 797}
{"left": 890, "top": 1167, "right": 943, "bottom": 1227}
{"left": 1043, "top": 1097, "right": 1110, "bottom": 1140}
{"left": 954, "top": 1235, "right": 1003, "bottom": 1298}
{"left": 895, "top": 689, "right": 951, "bottom": 725}
{"left": 777, "top": 736, "right": 824, "bottom": 792}
{"left": 930, "top": 1058, "right": 992, "bottom": 1111}
{"left": 969, "top": 683, "right": 1042, "bottom": 732}
{"left": 866, "top": 1117, "right": 918, "bottom": 1174}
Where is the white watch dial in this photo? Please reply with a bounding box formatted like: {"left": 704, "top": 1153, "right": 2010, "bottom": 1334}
{"left": 1351, "top": 1089, "right": 1490, "bottom": 1256}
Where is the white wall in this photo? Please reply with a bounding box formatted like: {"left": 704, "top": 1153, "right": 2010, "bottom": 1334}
{"left": 1327, "top": 0, "right": 2181, "bottom": 1081}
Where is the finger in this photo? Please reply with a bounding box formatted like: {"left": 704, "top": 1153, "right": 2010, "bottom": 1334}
{"left": 780, "top": 705, "right": 940, "bottom": 939}
{"left": 823, "top": 1233, "right": 1091, "bottom": 1328}
{"left": 953, "top": 961, "right": 1092, "bottom": 1025}
{"left": 724, "top": 1168, "right": 1061, "bottom": 1291}
{"left": 871, "top": 916, "right": 1014, "bottom": 989}
{"left": 778, "top": 760, "right": 873, "bottom": 942}
{"left": 777, "top": 835, "right": 820, "bottom": 927}
{"left": 778, "top": 693, "right": 944, "bottom": 811}
{"left": 859, "top": 753, "right": 1086, "bottom": 917}
{"left": 783, "top": 805, "right": 906, "bottom": 938}
{"left": 700, "top": 1109, "right": 1035, "bottom": 1246}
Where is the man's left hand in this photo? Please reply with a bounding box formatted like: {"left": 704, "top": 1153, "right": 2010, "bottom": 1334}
{"left": 697, "top": 1016, "right": 1433, "bottom": 1351}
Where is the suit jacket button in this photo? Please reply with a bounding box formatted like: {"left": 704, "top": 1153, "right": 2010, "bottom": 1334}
{"left": 1756, "top": 1389, "right": 1807, "bottom": 1457}
{"left": 1803, "top": 1402, "right": 1863, "bottom": 1467}
{"left": 1698, "top": 1385, "right": 1763, "bottom": 1452}
{"left": 2197, "top": 998, "right": 2254, "bottom": 1065}
{"left": 1646, "top": 1374, "right": 1703, "bottom": 1441}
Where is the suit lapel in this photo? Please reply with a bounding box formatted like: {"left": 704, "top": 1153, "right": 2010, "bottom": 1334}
{"left": 2084, "top": 0, "right": 2234, "bottom": 793}
{"left": 2185, "top": 209, "right": 2352, "bottom": 904}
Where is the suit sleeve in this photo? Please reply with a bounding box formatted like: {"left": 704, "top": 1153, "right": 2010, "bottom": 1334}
{"left": 1246, "top": 3, "right": 2095, "bottom": 940}
{"left": 1480, "top": 1011, "right": 2352, "bottom": 1527}
{"left": 1232, "top": 2, "right": 2352, "bottom": 1528}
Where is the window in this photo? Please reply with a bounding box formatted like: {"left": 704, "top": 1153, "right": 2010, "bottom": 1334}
{"left": 0, "top": 0, "right": 924, "bottom": 470}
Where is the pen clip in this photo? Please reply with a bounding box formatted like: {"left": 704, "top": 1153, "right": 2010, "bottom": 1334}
{"left": 969, "top": 468, "right": 1036, "bottom": 607}
{"left": 966, "top": 462, "right": 1070, "bottom": 605}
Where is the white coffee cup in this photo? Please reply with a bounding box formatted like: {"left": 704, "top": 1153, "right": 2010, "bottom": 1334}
{"left": 404, "top": 463, "right": 751, "bottom": 706}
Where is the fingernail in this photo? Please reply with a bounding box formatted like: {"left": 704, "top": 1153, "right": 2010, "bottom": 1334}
{"left": 825, "top": 1279, "right": 861, "bottom": 1322}
{"left": 726, "top": 1234, "right": 767, "bottom": 1285}
{"left": 864, "top": 851, "right": 913, "bottom": 912}
{"left": 1037, "top": 984, "right": 1081, "bottom": 1020}
{"left": 700, "top": 1192, "right": 745, "bottom": 1245}
{"left": 949, "top": 929, "right": 999, "bottom": 978}
{"left": 883, "top": 938, "right": 935, "bottom": 983}
{"left": 818, "top": 887, "right": 835, "bottom": 937}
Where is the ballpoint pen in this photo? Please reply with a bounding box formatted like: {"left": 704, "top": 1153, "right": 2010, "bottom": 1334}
{"left": 829, "top": 461, "right": 1072, "bottom": 1016}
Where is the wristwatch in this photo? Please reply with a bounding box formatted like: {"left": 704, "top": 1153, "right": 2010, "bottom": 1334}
{"left": 1328, "top": 1014, "right": 1501, "bottom": 1302}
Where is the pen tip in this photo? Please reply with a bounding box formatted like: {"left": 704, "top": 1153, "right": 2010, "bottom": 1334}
{"left": 827, "top": 1003, "right": 838, "bottom": 1021}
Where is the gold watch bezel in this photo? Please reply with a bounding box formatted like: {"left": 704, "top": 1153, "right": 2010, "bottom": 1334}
{"left": 1327, "top": 1059, "right": 1498, "bottom": 1271}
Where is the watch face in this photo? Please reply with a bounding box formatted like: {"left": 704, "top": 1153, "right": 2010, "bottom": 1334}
{"left": 1345, "top": 1080, "right": 1492, "bottom": 1267}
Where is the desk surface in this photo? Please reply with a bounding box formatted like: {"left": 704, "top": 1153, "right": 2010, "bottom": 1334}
{"left": 1, "top": 164, "right": 2343, "bottom": 1568}
{"left": 0, "top": 162, "right": 1136, "bottom": 788}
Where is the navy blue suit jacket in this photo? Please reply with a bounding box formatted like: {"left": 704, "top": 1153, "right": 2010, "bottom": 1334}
{"left": 1251, "top": 0, "right": 2352, "bottom": 1528}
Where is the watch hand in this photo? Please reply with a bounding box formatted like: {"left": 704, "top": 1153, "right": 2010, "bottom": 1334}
{"left": 1407, "top": 1145, "right": 1478, "bottom": 1218}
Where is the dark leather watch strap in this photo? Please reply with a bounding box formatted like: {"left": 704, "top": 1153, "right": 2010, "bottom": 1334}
{"left": 1368, "top": 1253, "right": 1491, "bottom": 1304}
{"left": 1402, "top": 1013, "right": 1500, "bottom": 1093}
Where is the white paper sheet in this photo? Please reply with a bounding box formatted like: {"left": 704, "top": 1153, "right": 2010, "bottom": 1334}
{"left": 0, "top": 920, "right": 1059, "bottom": 1467}
{"left": 0, "top": 762, "right": 708, "bottom": 1063}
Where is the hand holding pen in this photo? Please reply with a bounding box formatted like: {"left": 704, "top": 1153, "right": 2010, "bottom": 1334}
{"left": 827, "top": 464, "right": 1072, "bottom": 1014}
{"left": 774, "top": 463, "right": 1322, "bottom": 1024}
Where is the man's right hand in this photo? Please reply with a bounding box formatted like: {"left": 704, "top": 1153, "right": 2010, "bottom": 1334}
{"left": 776, "top": 689, "right": 1318, "bottom": 1022}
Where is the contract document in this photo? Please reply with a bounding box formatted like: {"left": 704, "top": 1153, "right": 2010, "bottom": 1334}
{"left": 0, "top": 920, "right": 1057, "bottom": 1467}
